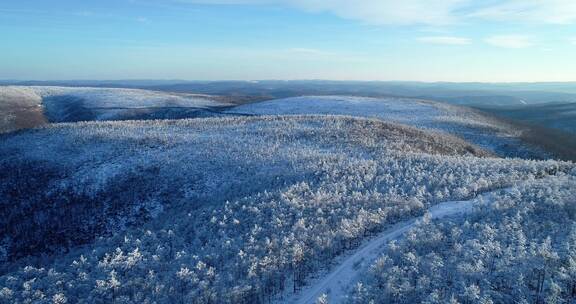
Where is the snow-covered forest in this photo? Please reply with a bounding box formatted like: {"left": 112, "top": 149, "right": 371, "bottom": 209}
{"left": 348, "top": 173, "right": 576, "bottom": 304}
{"left": 1, "top": 113, "right": 573, "bottom": 303}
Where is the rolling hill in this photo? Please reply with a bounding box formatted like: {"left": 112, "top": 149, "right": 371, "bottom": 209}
{"left": 0, "top": 86, "right": 231, "bottom": 133}
{"left": 228, "top": 95, "right": 544, "bottom": 159}
{"left": 479, "top": 102, "right": 576, "bottom": 134}
{"left": 0, "top": 85, "right": 569, "bottom": 160}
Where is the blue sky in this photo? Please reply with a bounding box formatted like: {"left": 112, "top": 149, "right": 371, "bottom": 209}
{"left": 1, "top": 0, "right": 576, "bottom": 81}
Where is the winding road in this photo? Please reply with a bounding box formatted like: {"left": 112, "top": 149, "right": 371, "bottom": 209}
{"left": 280, "top": 190, "right": 499, "bottom": 304}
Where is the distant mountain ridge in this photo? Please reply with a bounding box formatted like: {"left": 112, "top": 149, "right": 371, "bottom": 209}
{"left": 5, "top": 80, "right": 576, "bottom": 106}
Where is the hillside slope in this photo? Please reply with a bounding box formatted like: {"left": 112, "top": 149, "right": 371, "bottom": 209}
{"left": 227, "top": 96, "right": 542, "bottom": 158}
{"left": 0, "top": 115, "right": 490, "bottom": 261}
{"left": 480, "top": 102, "right": 576, "bottom": 134}
{"left": 0, "top": 87, "right": 46, "bottom": 133}
{"left": 0, "top": 115, "right": 572, "bottom": 304}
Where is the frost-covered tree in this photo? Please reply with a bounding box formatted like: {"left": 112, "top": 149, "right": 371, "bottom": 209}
{"left": 348, "top": 174, "right": 576, "bottom": 304}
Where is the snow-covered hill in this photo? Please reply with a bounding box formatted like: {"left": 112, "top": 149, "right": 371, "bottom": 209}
{"left": 228, "top": 96, "right": 541, "bottom": 158}
{"left": 34, "top": 86, "right": 231, "bottom": 122}
{"left": 1, "top": 115, "right": 572, "bottom": 303}
{"left": 0, "top": 88, "right": 553, "bottom": 159}
{"left": 0, "top": 86, "right": 230, "bottom": 132}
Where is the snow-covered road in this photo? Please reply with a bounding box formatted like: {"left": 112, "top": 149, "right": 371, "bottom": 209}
{"left": 281, "top": 190, "right": 497, "bottom": 304}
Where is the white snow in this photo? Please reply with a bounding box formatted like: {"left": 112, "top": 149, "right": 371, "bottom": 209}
{"left": 229, "top": 96, "right": 443, "bottom": 129}
{"left": 281, "top": 189, "right": 500, "bottom": 304}
{"left": 28, "top": 86, "right": 229, "bottom": 109}
{"left": 228, "top": 95, "right": 515, "bottom": 132}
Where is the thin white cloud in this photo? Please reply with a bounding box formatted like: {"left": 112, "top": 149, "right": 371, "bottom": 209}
{"left": 484, "top": 35, "right": 533, "bottom": 48}
{"left": 174, "top": 0, "right": 576, "bottom": 26}
{"left": 417, "top": 36, "right": 471, "bottom": 45}
{"left": 174, "top": 0, "right": 268, "bottom": 3}
{"left": 571, "top": 37, "right": 576, "bottom": 45}
{"left": 289, "top": 0, "right": 464, "bottom": 26}
{"left": 175, "top": 0, "right": 464, "bottom": 25}
{"left": 470, "top": 0, "right": 576, "bottom": 24}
